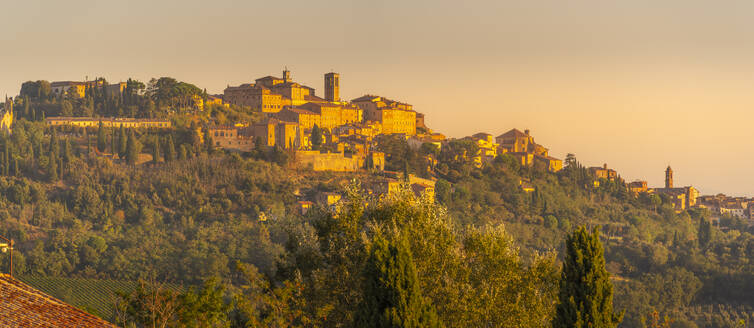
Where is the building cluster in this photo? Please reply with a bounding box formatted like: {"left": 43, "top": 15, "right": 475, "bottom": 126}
{"left": 212, "top": 69, "right": 427, "bottom": 171}
{"left": 697, "top": 194, "right": 754, "bottom": 220}
{"left": 50, "top": 80, "right": 126, "bottom": 98}
{"left": 458, "top": 129, "right": 563, "bottom": 172}
{"left": 297, "top": 173, "right": 436, "bottom": 215}
{"left": 45, "top": 117, "right": 171, "bottom": 129}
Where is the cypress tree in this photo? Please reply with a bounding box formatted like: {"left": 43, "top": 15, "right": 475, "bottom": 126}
{"left": 165, "top": 135, "right": 176, "bottom": 162}
{"left": 49, "top": 128, "right": 59, "bottom": 156}
{"left": 97, "top": 121, "right": 106, "bottom": 152}
{"left": 357, "top": 236, "right": 442, "bottom": 328}
{"left": 553, "top": 226, "right": 623, "bottom": 328}
{"left": 2, "top": 144, "right": 8, "bottom": 176}
{"left": 698, "top": 217, "right": 712, "bottom": 249}
{"left": 126, "top": 131, "right": 137, "bottom": 165}
{"left": 111, "top": 129, "right": 117, "bottom": 155}
{"left": 152, "top": 137, "right": 160, "bottom": 164}
{"left": 12, "top": 158, "right": 18, "bottom": 176}
{"left": 63, "top": 139, "right": 72, "bottom": 163}
{"left": 179, "top": 144, "right": 188, "bottom": 161}
{"left": 204, "top": 130, "right": 214, "bottom": 155}
{"left": 48, "top": 152, "right": 58, "bottom": 181}
{"left": 311, "top": 124, "right": 323, "bottom": 149}
{"left": 118, "top": 125, "right": 127, "bottom": 158}
{"left": 23, "top": 96, "right": 30, "bottom": 120}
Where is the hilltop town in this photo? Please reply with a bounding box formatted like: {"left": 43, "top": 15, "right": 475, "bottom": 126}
{"left": 2, "top": 68, "right": 750, "bottom": 223}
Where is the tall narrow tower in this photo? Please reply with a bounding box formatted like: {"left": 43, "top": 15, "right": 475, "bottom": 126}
{"left": 324, "top": 72, "right": 339, "bottom": 102}
{"left": 665, "top": 166, "right": 673, "bottom": 189}
{"left": 283, "top": 68, "right": 291, "bottom": 83}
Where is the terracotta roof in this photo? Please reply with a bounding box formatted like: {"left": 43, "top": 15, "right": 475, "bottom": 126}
{"left": 50, "top": 81, "right": 87, "bottom": 87}
{"left": 0, "top": 274, "right": 116, "bottom": 327}
{"left": 351, "top": 95, "right": 380, "bottom": 103}
{"left": 497, "top": 129, "right": 528, "bottom": 139}
{"left": 283, "top": 107, "right": 318, "bottom": 115}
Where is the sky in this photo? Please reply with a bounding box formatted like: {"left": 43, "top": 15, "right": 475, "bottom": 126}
{"left": 1, "top": 0, "right": 754, "bottom": 195}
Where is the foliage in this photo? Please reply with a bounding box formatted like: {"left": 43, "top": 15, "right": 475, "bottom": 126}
{"left": 553, "top": 226, "right": 623, "bottom": 328}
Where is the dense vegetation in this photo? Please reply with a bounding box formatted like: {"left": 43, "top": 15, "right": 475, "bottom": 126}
{"left": 0, "top": 91, "right": 753, "bottom": 327}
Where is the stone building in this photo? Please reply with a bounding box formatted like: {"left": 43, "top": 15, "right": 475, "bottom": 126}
{"left": 589, "top": 164, "right": 618, "bottom": 180}
{"left": 208, "top": 125, "right": 256, "bottom": 152}
{"left": 299, "top": 102, "right": 362, "bottom": 131}
{"left": 276, "top": 107, "right": 321, "bottom": 130}
{"left": 223, "top": 84, "right": 284, "bottom": 113}
{"left": 50, "top": 80, "right": 126, "bottom": 98}
{"left": 324, "top": 72, "right": 339, "bottom": 102}
{"left": 295, "top": 150, "right": 364, "bottom": 171}
{"left": 46, "top": 117, "right": 171, "bottom": 129}
{"left": 251, "top": 118, "right": 302, "bottom": 149}
{"left": 1, "top": 97, "right": 13, "bottom": 134}
{"left": 352, "top": 95, "right": 417, "bottom": 135}
{"left": 628, "top": 180, "right": 648, "bottom": 194}
{"left": 223, "top": 69, "right": 320, "bottom": 111}
{"left": 652, "top": 166, "right": 698, "bottom": 210}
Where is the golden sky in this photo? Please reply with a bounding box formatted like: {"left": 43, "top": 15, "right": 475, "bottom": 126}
{"left": 2, "top": 0, "right": 754, "bottom": 195}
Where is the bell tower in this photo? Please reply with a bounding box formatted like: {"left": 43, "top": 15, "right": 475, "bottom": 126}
{"left": 283, "top": 67, "right": 291, "bottom": 83}
{"left": 325, "top": 72, "right": 339, "bottom": 102}
{"left": 665, "top": 166, "right": 673, "bottom": 189}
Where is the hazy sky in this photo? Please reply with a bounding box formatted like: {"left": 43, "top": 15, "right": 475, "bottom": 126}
{"left": 2, "top": 0, "right": 754, "bottom": 195}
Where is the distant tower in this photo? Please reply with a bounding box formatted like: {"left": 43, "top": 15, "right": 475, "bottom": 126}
{"left": 283, "top": 67, "right": 291, "bottom": 83}
{"left": 665, "top": 166, "right": 673, "bottom": 189}
{"left": 325, "top": 72, "right": 340, "bottom": 102}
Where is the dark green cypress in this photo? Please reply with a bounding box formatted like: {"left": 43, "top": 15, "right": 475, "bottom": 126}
{"left": 165, "top": 135, "right": 176, "bottom": 162}
{"left": 357, "top": 236, "right": 442, "bottom": 328}
{"left": 178, "top": 144, "right": 188, "bottom": 161}
{"left": 552, "top": 226, "right": 623, "bottom": 328}
{"left": 111, "top": 129, "right": 116, "bottom": 155}
{"left": 48, "top": 152, "right": 58, "bottom": 181}
{"left": 311, "top": 124, "right": 323, "bottom": 149}
{"left": 698, "top": 217, "right": 712, "bottom": 249}
{"left": 63, "top": 139, "right": 72, "bottom": 163}
{"left": 126, "top": 130, "right": 138, "bottom": 165}
{"left": 23, "top": 96, "right": 30, "bottom": 120}
{"left": 152, "top": 137, "right": 160, "bottom": 164}
{"left": 49, "top": 128, "right": 59, "bottom": 156}
{"left": 118, "top": 125, "right": 127, "bottom": 158}
{"left": 97, "top": 121, "right": 106, "bottom": 152}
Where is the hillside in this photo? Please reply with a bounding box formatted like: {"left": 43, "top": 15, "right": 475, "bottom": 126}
{"left": 0, "top": 84, "right": 752, "bottom": 327}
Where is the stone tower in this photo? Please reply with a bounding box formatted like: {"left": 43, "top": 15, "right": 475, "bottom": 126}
{"left": 324, "top": 72, "right": 339, "bottom": 102}
{"left": 283, "top": 68, "right": 291, "bottom": 83}
{"left": 665, "top": 166, "right": 673, "bottom": 189}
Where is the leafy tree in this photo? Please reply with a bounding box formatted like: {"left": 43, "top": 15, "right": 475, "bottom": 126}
{"left": 357, "top": 235, "right": 441, "bottom": 328}
{"left": 177, "top": 278, "right": 230, "bottom": 328}
{"left": 60, "top": 100, "right": 74, "bottom": 116}
{"left": 553, "top": 226, "right": 623, "bottom": 328}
